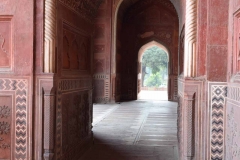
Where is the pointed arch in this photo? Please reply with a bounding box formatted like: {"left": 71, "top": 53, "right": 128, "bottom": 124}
{"left": 138, "top": 41, "right": 169, "bottom": 62}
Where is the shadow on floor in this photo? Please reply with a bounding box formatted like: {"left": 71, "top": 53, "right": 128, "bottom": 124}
{"left": 80, "top": 136, "right": 178, "bottom": 160}
{"left": 81, "top": 100, "right": 178, "bottom": 160}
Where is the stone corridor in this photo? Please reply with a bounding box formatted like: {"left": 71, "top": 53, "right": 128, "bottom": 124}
{"left": 81, "top": 100, "right": 178, "bottom": 160}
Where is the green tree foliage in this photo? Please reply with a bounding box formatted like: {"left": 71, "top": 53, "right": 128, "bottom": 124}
{"left": 142, "top": 46, "right": 168, "bottom": 87}
{"left": 142, "top": 46, "right": 168, "bottom": 74}
{"left": 145, "top": 72, "right": 162, "bottom": 87}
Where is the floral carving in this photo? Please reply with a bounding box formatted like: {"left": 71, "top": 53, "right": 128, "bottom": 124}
{"left": 0, "top": 121, "right": 10, "bottom": 134}
{"left": 0, "top": 137, "right": 10, "bottom": 149}
{"left": 0, "top": 141, "right": 10, "bottom": 149}
{"left": 0, "top": 105, "right": 10, "bottom": 118}
{"left": 0, "top": 121, "right": 10, "bottom": 150}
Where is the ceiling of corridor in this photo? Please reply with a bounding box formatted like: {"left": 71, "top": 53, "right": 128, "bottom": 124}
{"left": 118, "top": 0, "right": 185, "bottom": 25}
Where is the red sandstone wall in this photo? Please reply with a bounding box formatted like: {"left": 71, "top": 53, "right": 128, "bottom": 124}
{"left": 93, "top": 0, "right": 112, "bottom": 103}
{"left": 206, "top": 0, "right": 228, "bottom": 81}
{"left": 54, "top": 1, "right": 96, "bottom": 159}
{"left": 0, "top": 0, "right": 33, "bottom": 159}
{"left": 34, "top": 0, "right": 98, "bottom": 159}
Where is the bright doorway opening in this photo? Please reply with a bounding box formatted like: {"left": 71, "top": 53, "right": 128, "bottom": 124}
{"left": 138, "top": 42, "right": 169, "bottom": 101}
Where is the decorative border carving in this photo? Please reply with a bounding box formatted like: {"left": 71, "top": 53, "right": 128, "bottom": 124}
{"left": 185, "top": 93, "right": 195, "bottom": 158}
{"left": 93, "top": 74, "right": 110, "bottom": 102}
{"left": 177, "top": 97, "right": 183, "bottom": 158}
{"left": 104, "top": 75, "right": 110, "bottom": 101}
{"left": 58, "top": 79, "right": 92, "bottom": 92}
{"left": 0, "top": 78, "right": 28, "bottom": 160}
{"left": 209, "top": 83, "right": 227, "bottom": 160}
{"left": 173, "top": 76, "right": 178, "bottom": 101}
{"left": 59, "top": 0, "right": 104, "bottom": 22}
{"left": 56, "top": 89, "right": 62, "bottom": 160}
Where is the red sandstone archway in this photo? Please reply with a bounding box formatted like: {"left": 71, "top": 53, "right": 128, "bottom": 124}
{"left": 114, "top": 0, "right": 179, "bottom": 101}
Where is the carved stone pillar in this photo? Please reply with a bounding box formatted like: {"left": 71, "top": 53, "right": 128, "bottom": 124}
{"left": 184, "top": 93, "right": 195, "bottom": 160}
{"left": 184, "top": 0, "right": 197, "bottom": 77}
{"left": 44, "top": 0, "right": 56, "bottom": 73}
{"left": 43, "top": 87, "right": 55, "bottom": 160}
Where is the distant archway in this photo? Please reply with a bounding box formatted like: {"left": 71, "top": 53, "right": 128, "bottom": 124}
{"left": 137, "top": 41, "right": 169, "bottom": 100}
{"left": 138, "top": 41, "right": 169, "bottom": 62}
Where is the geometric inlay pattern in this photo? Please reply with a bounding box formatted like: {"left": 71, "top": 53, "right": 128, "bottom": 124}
{"left": 0, "top": 78, "right": 28, "bottom": 160}
{"left": 210, "top": 85, "right": 227, "bottom": 160}
{"left": 58, "top": 79, "right": 91, "bottom": 91}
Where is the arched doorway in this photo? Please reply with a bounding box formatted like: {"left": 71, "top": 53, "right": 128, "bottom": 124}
{"left": 137, "top": 41, "right": 169, "bottom": 100}
{"left": 114, "top": 0, "right": 179, "bottom": 102}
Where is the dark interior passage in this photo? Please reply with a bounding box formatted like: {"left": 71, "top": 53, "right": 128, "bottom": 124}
{"left": 114, "top": 0, "right": 179, "bottom": 102}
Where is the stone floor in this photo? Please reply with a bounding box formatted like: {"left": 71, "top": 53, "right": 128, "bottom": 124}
{"left": 80, "top": 100, "right": 178, "bottom": 160}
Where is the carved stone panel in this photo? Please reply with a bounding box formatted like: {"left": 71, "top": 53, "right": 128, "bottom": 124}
{"left": 61, "top": 90, "right": 91, "bottom": 159}
{"left": 62, "top": 22, "right": 91, "bottom": 72}
{"left": 56, "top": 79, "right": 93, "bottom": 159}
{"left": 0, "top": 78, "right": 28, "bottom": 160}
{"left": 0, "top": 96, "right": 11, "bottom": 159}
{"left": 0, "top": 16, "right": 12, "bottom": 71}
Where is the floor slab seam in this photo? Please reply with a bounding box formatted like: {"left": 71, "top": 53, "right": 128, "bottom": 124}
{"left": 92, "top": 104, "right": 120, "bottom": 126}
{"left": 133, "top": 104, "right": 151, "bottom": 145}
